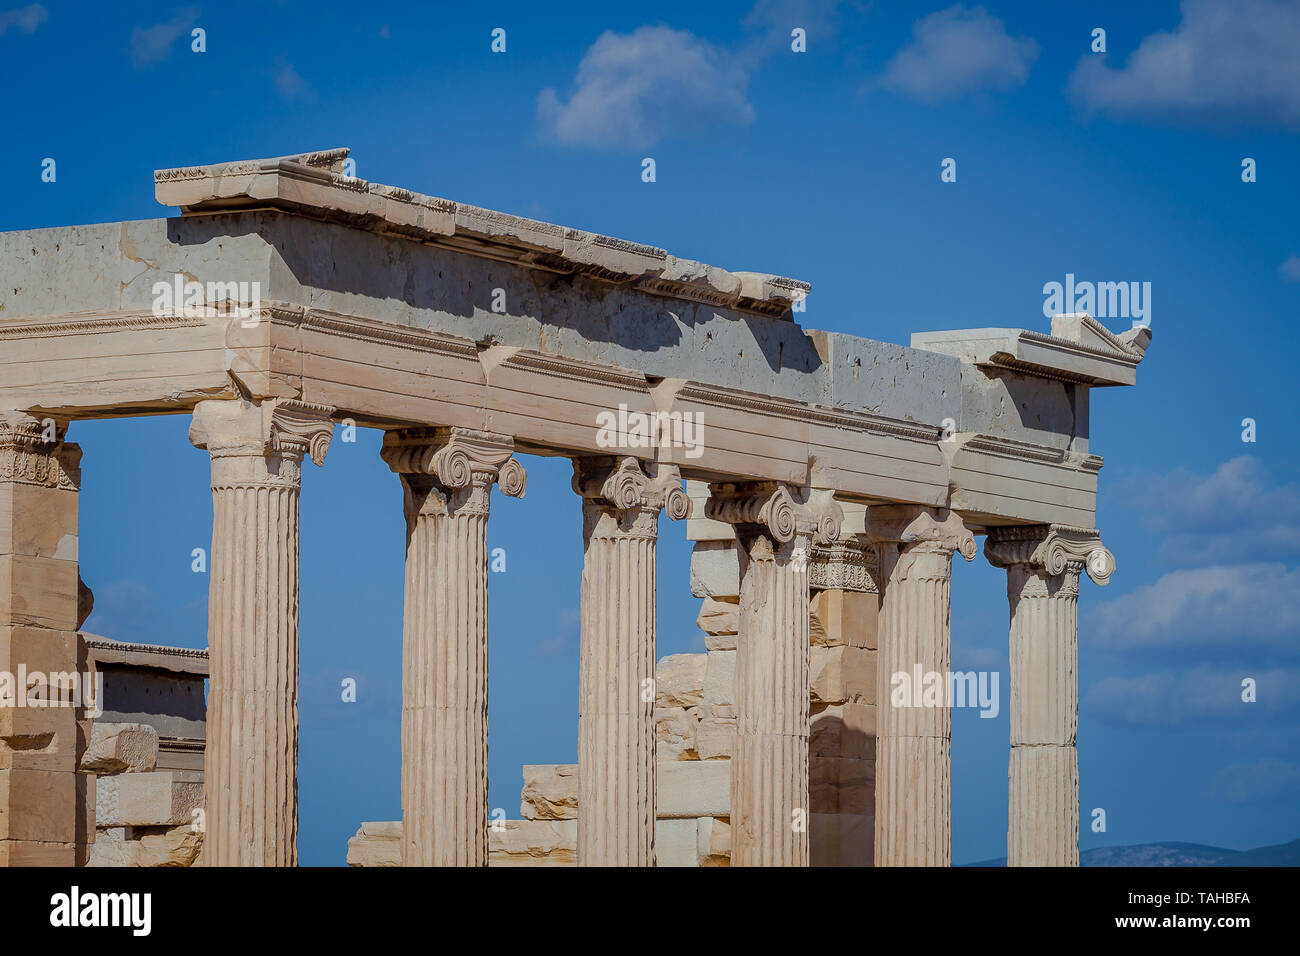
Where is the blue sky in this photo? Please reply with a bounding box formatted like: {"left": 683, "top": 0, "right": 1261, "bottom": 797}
{"left": 3, "top": 1, "right": 1298, "bottom": 865}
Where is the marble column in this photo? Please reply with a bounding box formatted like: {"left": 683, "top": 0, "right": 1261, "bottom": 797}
{"left": 706, "top": 482, "right": 842, "bottom": 867}
{"left": 985, "top": 525, "right": 1112, "bottom": 867}
{"left": 382, "top": 427, "right": 526, "bottom": 867}
{"left": 0, "top": 413, "right": 90, "bottom": 866}
{"left": 189, "top": 398, "right": 335, "bottom": 867}
{"left": 572, "top": 457, "right": 688, "bottom": 867}
{"left": 868, "top": 506, "right": 975, "bottom": 867}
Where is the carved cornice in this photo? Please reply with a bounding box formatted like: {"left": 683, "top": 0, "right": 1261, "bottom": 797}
{"left": 382, "top": 426, "right": 526, "bottom": 497}
{"left": 300, "top": 310, "right": 481, "bottom": 362}
{"left": 868, "top": 506, "right": 977, "bottom": 561}
{"left": 572, "top": 456, "right": 689, "bottom": 519}
{"left": 985, "top": 524, "right": 1114, "bottom": 586}
{"left": 0, "top": 311, "right": 207, "bottom": 339}
{"left": 0, "top": 415, "right": 80, "bottom": 490}
{"left": 156, "top": 149, "right": 809, "bottom": 318}
{"left": 959, "top": 434, "right": 1070, "bottom": 466}
{"left": 677, "top": 383, "right": 937, "bottom": 443}
{"left": 705, "top": 481, "right": 843, "bottom": 546}
{"left": 808, "top": 540, "right": 879, "bottom": 593}
{"left": 501, "top": 351, "right": 648, "bottom": 391}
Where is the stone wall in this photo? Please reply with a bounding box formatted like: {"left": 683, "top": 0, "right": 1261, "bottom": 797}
{"left": 80, "top": 638, "right": 208, "bottom": 867}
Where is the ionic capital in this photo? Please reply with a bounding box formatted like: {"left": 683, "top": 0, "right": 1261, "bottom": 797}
{"left": 705, "top": 481, "right": 843, "bottom": 546}
{"left": 868, "top": 505, "right": 977, "bottom": 561}
{"left": 572, "top": 456, "right": 689, "bottom": 520}
{"left": 0, "top": 411, "right": 80, "bottom": 490}
{"left": 985, "top": 524, "right": 1114, "bottom": 586}
{"left": 189, "top": 399, "right": 336, "bottom": 466}
{"left": 381, "top": 427, "right": 526, "bottom": 497}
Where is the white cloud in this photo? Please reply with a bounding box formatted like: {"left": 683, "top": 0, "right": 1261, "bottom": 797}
{"left": 537, "top": 25, "right": 755, "bottom": 150}
{"left": 1087, "top": 563, "right": 1300, "bottom": 653}
{"left": 0, "top": 3, "right": 46, "bottom": 35}
{"left": 1208, "top": 757, "right": 1300, "bottom": 804}
{"left": 1085, "top": 666, "right": 1300, "bottom": 727}
{"left": 739, "top": 0, "right": 850, "bottom": 60}
{"left": 1281, "top": 255, "right": 1300, "bottom": 282}
{"left": 881, "top": 4, "right": 1038, "bottom": 102}
{"left": 1122, "top": 456, "right": 1300, "bottom": 565}
{"left": 129, "top": 7, "right": 199, "bottom": 69}
{"left": 273, "top": 56, "right": 313, "bottom": 103}
{"left": 1068, "top": 0, "right": 1300, "bottom": 130}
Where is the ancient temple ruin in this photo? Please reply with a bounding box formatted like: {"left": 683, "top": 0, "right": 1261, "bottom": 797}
{"left": 0, "top": 149, "right": 1148, "bottom": 866}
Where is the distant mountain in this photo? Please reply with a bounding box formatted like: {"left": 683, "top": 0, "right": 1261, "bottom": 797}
{"left": 964, "top": 837, "right": 1300, "bottom": 867}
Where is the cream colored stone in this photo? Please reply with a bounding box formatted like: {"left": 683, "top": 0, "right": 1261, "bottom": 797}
{"left": 697, "top": 816, "right": 731, "bottom": 867}
{"left": 695, "top": 717, "right": 736, "bottom": 760}
{"left": 97, "top": 771, "right": 203, "bottom": 828}
{"left": 346, "top": 820, "right": 401, "bottom": 867}
{"left": 655, "top": 818, "right": 698, "bottom": 867}
{"left": 655, "top": 706, "right": 699, "bottom": 761}
{"left": 697, "top": 596, "right": 739, "bottom": 635}
{"left": 702, "top": 649, "right": 736, "bottom": 718}
{"left": 80, "top": 722, "right": 159, "bottom": 774}
{"left": 132, "top": 824, "right": 203, "bottom": 867}
{"left": 520, "top": 764, "right": 578, "bottom": 820}
{"left": 655, "top": 653, "right": 707, "bottom": 709}
{"left": 810, "top": 588, "right": 878, "bottom": 649}
{"left": 689, "top": 542, "right": 740, "bottom": 598}
{"left": 87, "top": 826, "right": 132, "bottom": 867}
{"left": 704, "top": 631, "right": 737, "bottom": 652}
{"left": 489, "top": 820, "right": 578, "bottom": 867}
{"left": 349, "top": 819, "right": 582, "bottom": 867}
{"left": 809, "top": 645, "right": 875, "bottom": 705}
{"left": 658, "top": 758, "right": 730, "bottom": 818}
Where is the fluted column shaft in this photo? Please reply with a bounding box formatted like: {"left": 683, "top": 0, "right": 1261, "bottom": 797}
{"left": 574, "top": 457, "right": 687, "bottom": 867}
{"left": 403, "top": 476, "right": 490, "bottom": 865}
{"left": 191, "top": 399, "right": 335, "bottom": 867}
{"left": 733, "top": 530, "right": 813, "bottom": 866}
{"left": 986, "top": 524, "right": 1112, "bottom": 868}
{"left": 707, "top": 482, "right": 842, "bottom": 867}
{"left": 1007, "top": 565, "right": 1078, "bottom": 866}
{"left": 869, "top": 506, "right": 975, "bottom": 867}
{"left": 384, "top": 428, "right": 525, "bottom": 867}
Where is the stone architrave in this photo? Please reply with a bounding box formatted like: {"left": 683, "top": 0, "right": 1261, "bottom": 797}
{"left": 985, "top": 524, "right": 1113, "bottom": 868}
{"left": 0, "top": 413, "right": 89, "bottom": 866}
{"left": 381, "top": 427, "right": 526, "bottom": 867}
{"left": 572, "top": 456, "right": 689, "bottom": 866}
{"left": 868, "top": 506, "right": 976, "bottom": 867}
{"left": 189, "top": 398, "right": 336, "bottom": 867}
{"left": 705, "top": 482, "right": 843, "bottom": 866}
